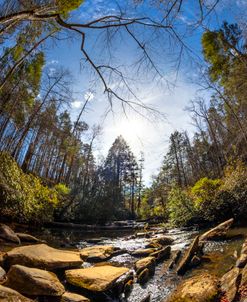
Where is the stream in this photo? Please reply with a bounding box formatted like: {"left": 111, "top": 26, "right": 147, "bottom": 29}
{"left": 1, "top": 223, "right": 247, "bottom": 302}
{"left": 7, "top": 224, "right": 247, "bottom": 302}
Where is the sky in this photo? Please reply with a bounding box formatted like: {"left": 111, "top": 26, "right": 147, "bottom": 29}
{"left": 43, "top": 0, "right": 246, "bottom": 185}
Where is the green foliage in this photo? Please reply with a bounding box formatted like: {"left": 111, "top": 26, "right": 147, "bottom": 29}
{"left": 139, "top": 188, "right": 167, "bottom": 221}
{"left": 167, "top": 186, "right": 196, "bottom": 227}
{"left": 191, "top": 177, "right": 221, "bottom": 207}
{"left": 56, "top": 0, "right": 84, "bottom": 15}
{"left": 0, "top": 152, "right": 60, "bottom": 223}
{"left": 54, "top": 183, "right": 70, "bottom": 195}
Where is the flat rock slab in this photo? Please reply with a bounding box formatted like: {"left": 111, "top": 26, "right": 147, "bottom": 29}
{"left": 4, "top": 264, "right": 65, "bottom": 296}
{"left": 80, "top": 245, "right": 121, "bottom": 262}
{"left": 167, "top": 273, "right": 219, "bottom": 302}
{"left": 61, "top": 292, "right": 90, "bottom": 302}
{"left": 65, "top": 265, "right": 130, "bottom": 292}
{"left": 0, "top": 285, "right": 33, "bottom": 301}
{"left": 4, "top": 243, "right": 83, "bottom": 270}
{"left": 200, "top": 218, "right": 234, "bottom": 241}
{"left": 0, "top": 224, "right": 20, "bottom": 244}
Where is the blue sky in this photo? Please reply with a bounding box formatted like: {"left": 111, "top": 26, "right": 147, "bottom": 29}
{"left": 43, "top": 0, "right": 246, "bottom": 184}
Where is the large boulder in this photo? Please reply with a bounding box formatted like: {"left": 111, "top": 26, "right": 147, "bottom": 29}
{"left": 167, "top": 273, "right": 219, "bottom": 302}
{"left": 61, "top": 292, "right": 90, "bottom": 302}
{"left": 147, "top": 236, "right": 174, "bottom": 247}
{"left": 200, "top": 218, "right": 234, "bottom": 242}
{"left": 131, "top": 248, "right": 157, "bottom": 257}
{"left": 0, "top": 224, "right": 20, "bottom": 244}
{"left": 4, "top": 243, "right": 83, "bottom": 270}
{"left": 16, "top": 233, "right": 44, "bottom": 243}
{"left": 80, "top": 245, "right": 122, "bottom": 262}
{"left": 237, "top": 239, "right": 247, "bottom": 268}
{"left": 65, "top": 265, "right": 130, "bottom": 292}
{"left": 150, "top": 246, "right": 171, "bottom": 262}
{"left": 221, "top": 267, "right": 240, "bottom": 302}
{"left": 135, "top": 256, "right": 156, "bottom": 275}
{"left": 137, "top": 268, "right": 150, "bottom": 285}
{"left": 4, "top": 264, "right": 65, "bottom": 296}
{"left": 0, "top": 285, "right": 33, "bottom": 302}
{"left": 177, "top": 235, "right": 200, "bottom": 275}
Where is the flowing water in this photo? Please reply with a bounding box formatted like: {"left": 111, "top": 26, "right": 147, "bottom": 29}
{"left": 9, "top": 224, "right": 247, "bottom": 302}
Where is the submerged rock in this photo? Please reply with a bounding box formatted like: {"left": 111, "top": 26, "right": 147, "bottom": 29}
{"left": 200, "top": 218, "right": 234, "bottom": 242}
{"left": 176, "top": 235, "right": 200, "bottom": 275}
{"left": 61, "top": 292, "right": 90, "bottom": 302}
{"left": 4, "top": 243, "right": 83, "bottom": 270}
{"left": 4, "top": 264, "right": 65, "bottom": 296}
{"left": 80, "top": 245, "right": 122, "bottom": 262}
{"left": 16, "top": 233, "right": 44, "bottom": 243}
{"left": 221, "top": 267, "right": 241, "bottom": 302}
{"left": 65, "top": 265, "right": 130, "bottom": 292}
{"left": 0, "top": 224, "right": 20, "bottom": 244}
{"left": 0, "top": 284, "right": 33, "bottom": 301}
{"left": 167, "top": 273, "right": 219, "bottom": 302}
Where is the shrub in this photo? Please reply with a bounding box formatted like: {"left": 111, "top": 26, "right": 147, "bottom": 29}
{"left": 190, "top": 177, "right": 221, "bottom": 222}
{"left": 167, "top": 186, "right": 196, "bottom": 226}
{"left": 0, "top": 152, "right": 59, "bottom": 223}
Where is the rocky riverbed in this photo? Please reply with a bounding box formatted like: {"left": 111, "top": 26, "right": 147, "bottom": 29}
{"left": 0, "top": 219, "right": 247, "bottom": 302}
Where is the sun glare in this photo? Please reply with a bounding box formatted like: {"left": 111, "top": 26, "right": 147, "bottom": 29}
{"left": 115, "top": 119, "right": 144, "bottom": 143}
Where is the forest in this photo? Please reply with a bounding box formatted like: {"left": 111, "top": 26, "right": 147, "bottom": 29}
{"left": 1, "top": 1, "right": 247, "bottom": 302}
{"left": 0, "top": 1, "right": 246, "bottom": 228}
